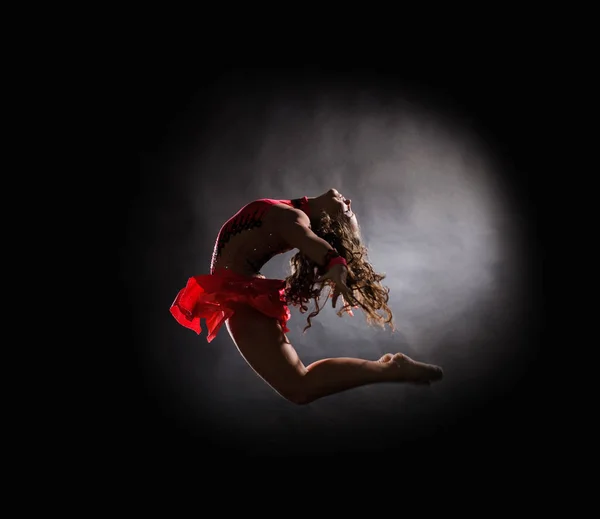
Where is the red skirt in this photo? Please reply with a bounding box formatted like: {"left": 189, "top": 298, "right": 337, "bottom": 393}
{"left": 170, "top": 269, "right": 291, "bottom": 343}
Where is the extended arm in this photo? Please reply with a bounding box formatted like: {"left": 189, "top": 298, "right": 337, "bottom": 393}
{"left": 277, "top": 208, "right": 335, "bottom": 266}
{"left": 276, "top": 208, "right": 356, "bottom": 306}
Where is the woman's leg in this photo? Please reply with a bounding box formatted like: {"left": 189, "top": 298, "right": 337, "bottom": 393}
{"left": 225, "top": 304, "right": 443, "bottom": 405}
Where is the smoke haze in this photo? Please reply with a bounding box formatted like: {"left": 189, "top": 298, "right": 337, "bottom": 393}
{"left": 121, "top": 68, "right": 545, "bottom": 459}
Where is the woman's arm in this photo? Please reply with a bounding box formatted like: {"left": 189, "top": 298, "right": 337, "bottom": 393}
{"left": 275, "top": 207, "right": 356, "bottom": 306}
{"left": 275, "top": 208, "right": 335, "bottom": 266}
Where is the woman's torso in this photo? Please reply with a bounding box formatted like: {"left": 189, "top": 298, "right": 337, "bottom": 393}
{"left": 210, "top": 198, "right": 308, "bottom": 277}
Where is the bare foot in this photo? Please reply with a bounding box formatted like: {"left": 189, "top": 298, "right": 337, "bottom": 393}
{"left": 386, "top": 353, "right": 443, "bottom": 384}
{"left": 378, "top": 353, "right": 394, "bottom": 363}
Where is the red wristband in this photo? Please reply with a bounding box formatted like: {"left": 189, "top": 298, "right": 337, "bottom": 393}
{"left": 323, "top": 249, "right": 348, "bottom": 272}
{"left": 326, "top": 256, "right": 347, "bottom": 270}
{"left": 319, "top": 249, "right": 347, "bottom": 274}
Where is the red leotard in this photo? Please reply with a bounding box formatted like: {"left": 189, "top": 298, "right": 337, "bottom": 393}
{"left": 170, "top": 197, "right": 310, "bottom": 342}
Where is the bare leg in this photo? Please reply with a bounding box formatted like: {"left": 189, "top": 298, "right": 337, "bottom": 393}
{"left": 304, "top": 352, "right": 442, "bottom": 396}
{"left": 226, "top": 303, "right": 443, "bottom": 405}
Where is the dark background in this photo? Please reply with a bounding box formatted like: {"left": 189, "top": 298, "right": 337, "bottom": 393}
{"left": 111, "top": 58, "right": 551, "bottom": 465}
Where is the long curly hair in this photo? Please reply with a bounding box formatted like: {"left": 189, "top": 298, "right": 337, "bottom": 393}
{"left": 284, "top": 211, "right": 395, "bottom": 333}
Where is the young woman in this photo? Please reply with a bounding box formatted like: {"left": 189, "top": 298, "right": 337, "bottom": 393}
{"left": 171, "top": 188, "right": 443, "bottom": 404}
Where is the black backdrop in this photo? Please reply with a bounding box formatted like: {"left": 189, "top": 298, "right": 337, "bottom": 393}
{"left": 112, "top": 60, "right": 550, "bottom": 466}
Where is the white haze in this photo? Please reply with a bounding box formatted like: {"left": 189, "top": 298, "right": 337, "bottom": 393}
{"left": 145, "top": 84, "right": 528, "bottom": 437}
{"left": 184, "top": 91, "right": 518, "bottom": 356}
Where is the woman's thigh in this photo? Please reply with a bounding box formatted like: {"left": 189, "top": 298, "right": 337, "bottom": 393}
{"left": 225, "top": 303, "right": 308, "bottom": 400}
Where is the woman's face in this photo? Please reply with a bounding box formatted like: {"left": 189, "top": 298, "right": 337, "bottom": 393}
{"left": 325, "top": 188, "right": 359, "bottom": 232}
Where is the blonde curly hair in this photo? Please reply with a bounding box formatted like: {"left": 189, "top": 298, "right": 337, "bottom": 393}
{"left": 284, "top": 211, "right": 395, "bottom": 333}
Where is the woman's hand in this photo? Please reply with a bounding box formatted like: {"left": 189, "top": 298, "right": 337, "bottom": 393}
{"left": 317, "top": 263, "right": 357, "bottom": 309}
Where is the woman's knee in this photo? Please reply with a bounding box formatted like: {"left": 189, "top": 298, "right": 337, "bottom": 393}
{"left": 226, "top": 308, "right": 314, "bottom": 403}
{"left": 273, "top": 378, "right": 316, "bottom": 405}
{"left": 279, "top": 388, "right": 314, "bottom": 405}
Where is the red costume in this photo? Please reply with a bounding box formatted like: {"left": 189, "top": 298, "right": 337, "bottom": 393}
{"left": 170, "top": 197, "right": 310, "bottom": 342}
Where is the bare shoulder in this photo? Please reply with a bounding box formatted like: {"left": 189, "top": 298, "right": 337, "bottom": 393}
{"left": 270, "top": 204, "right": 310, "bottom": 226}
{"left": 267, "top": 203, "right": 311, "bottom": 230}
